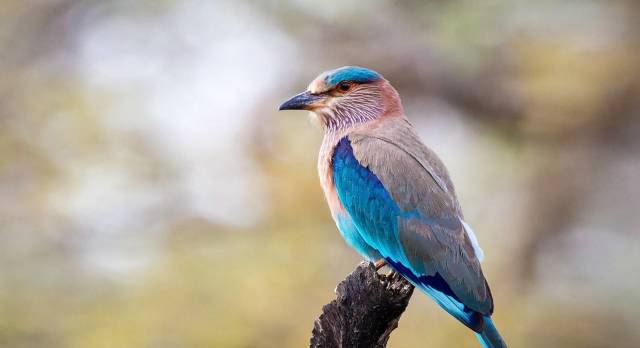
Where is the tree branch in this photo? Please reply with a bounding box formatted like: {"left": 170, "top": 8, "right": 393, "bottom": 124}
{"left": 310, "top": 261, "right": 415, "bottom": 348}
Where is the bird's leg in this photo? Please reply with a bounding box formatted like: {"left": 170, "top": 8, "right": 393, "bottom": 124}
{"left": 374, "top": 259, "right": 387, "bottom": 270}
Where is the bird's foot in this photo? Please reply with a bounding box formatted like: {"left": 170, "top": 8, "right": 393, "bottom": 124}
{"left": 374, "top": 259, "right": 387, "bottom": 271}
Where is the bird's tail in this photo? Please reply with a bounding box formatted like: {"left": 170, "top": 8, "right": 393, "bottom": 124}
{"left": 475, "top": 316, "right": 507, "bottom": 348}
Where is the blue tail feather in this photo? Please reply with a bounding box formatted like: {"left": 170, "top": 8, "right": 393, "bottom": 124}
{"left": 386, "top": 258, "right": 485, "bottom": 331}
{"left": 476, "top": 316, "right": 507, "bottom": 348}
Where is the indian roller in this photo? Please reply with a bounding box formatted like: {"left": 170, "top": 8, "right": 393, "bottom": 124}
{"left": 279, "top": 66, "right": 506, "bottom": 348}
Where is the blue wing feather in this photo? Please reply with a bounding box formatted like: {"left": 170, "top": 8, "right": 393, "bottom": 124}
{"left": 332, "top": 136, "right": 483, "bottom": 330}
{"left": 335, "top": 213, "right": 382, "bottom": 261}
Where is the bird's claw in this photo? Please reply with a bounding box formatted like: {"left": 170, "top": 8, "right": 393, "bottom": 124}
{"left": 374, "top": 259, "right": 387, "bottom": 270}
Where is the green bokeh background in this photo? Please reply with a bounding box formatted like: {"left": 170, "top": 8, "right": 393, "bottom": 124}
{"left": 1, "top": 1, "right": 639, "bottom": 347}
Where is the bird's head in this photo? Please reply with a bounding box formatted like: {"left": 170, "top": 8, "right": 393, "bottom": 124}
{"left": 279, "top": 66, "right": 403, "bottom": 131}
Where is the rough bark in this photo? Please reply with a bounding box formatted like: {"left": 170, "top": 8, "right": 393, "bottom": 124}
{"left": 310, "top": 261, "right": 415, "bottom": 348}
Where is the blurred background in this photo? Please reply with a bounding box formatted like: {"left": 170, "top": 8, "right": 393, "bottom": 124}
{"left": 1, "top": 0, "right": 639, "bottom": 347}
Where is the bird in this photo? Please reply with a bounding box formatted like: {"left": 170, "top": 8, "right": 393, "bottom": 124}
{"left": 279, "top": 66, "right": 506, "bottom": 348}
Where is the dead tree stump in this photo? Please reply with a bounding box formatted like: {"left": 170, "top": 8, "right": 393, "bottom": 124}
{"left": 310, "top": 261, "right": 415, "bottom": 348}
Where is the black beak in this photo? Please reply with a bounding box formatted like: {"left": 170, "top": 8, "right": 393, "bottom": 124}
{"left": 278, "top": 91, "right": 323, "bottom": 110}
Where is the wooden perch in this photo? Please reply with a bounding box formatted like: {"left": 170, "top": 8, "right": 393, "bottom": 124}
{"left": 310, "top": 261, "right": 415, "bottom": 348}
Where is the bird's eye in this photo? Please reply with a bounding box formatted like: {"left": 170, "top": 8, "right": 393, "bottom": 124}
{"left": 338, "top": 82, "right": 352, "bottom": 92}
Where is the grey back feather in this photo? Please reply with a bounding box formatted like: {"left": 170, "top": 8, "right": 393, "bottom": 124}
{"left": 349, "top": 116, "right": 493, "bottom": 314}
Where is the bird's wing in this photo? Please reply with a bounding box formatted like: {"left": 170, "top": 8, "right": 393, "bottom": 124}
{"left": 332, "top": 126, "right": 492, "bottom": 330}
